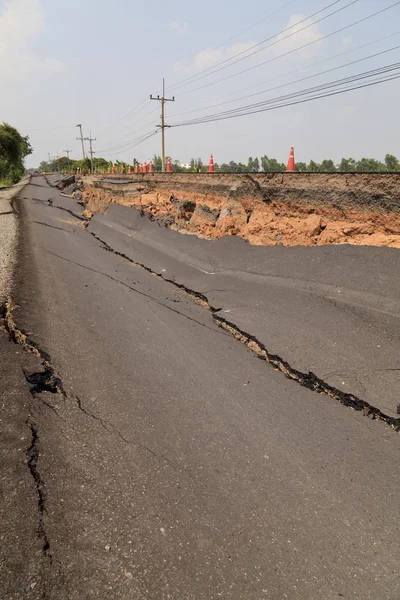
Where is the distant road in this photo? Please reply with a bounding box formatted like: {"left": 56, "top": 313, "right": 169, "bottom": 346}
{"left": 2, "top": 175, "right": 400, "bottom": 599}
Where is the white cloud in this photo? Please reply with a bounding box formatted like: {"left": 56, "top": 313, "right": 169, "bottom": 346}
{"left": 272, "top": 14, "right": 322, "bottom": 59}
{"left": 169, "top": 19, "right": 188, "bottom": 34}
{"left": 174, "top": 41, "right": 256, "bottom": 73}
{"left": 0, "top": 0, "right": 63, "bottom": 76}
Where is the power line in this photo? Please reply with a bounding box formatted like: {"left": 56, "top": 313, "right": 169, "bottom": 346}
{"left": 171, "top": 0, "right": 350, "bottom": 92}
{"left": 103, "top": 3, "right": 298, "bottom": 138}
{"left": 107, "top": 107, "right": 159, "bottom": 144}
{"left": 106, "top": 99, "right": 152, "bottom": 130}
{"left": 214, "top": 0, "right": 299, "bottom": 50}
{"left": 96, "top": 130, "right": 159, "bottom": 154}
{"left": 106, "top": 81, "right": 160, "bottom": 130}
{"left": 176, "top": 0, "right": 400, "bottom": 97}
{"left": 169, "top": 44, "right": 400, "bottom": 119}
{"left": 176, "top": 63, "right": 400, "bottom": 124}
{"left": 170, "top": 31, "right": 400, "bottom": 117}
{"left": 170, "top": 61, "right": 400, "bottom": 127}
{"left": 104, "top": 4, "right": 298, "bottom": 134}
{"left": 108, "top": 130, "right": 159, "bottom": 158}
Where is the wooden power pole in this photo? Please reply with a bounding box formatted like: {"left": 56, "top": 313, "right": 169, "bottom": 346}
{"left": 150, "top": 79, "right": 175, "bottom": 173}
{"left": 84, "top": 132, "right": 96, "bottom": 173}
{"left": 76, "top": 124, "right": 86, "bottom": 160}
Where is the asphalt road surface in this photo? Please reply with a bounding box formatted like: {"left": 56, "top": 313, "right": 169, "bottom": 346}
{"left": 1, "top": 175, "right": 400, "bottom": 599}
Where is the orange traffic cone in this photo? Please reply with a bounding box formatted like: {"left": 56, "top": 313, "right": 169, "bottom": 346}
{"left": 149, "top": 160, "right": 153, "bottom": 173}
{"left": 143, "top": 161, "right": 147, "bottom": 174}
{"left": 135, "top": 164, "right": 138, "bottom": 174}
{"left": 286, "top": 147, "right": 295, "bottom": 172}
{"left": 208, "top": 155, "right": 215, "bottom": 173}
{"left": 140, "top": 164, "right": 143, "bottom": 173}
{"left": 128, "top": 165, "right": 132, "bottom": 174}
{"left": 166, "top": 157, "right": 172, "bottom": 173}
{"left": 112, "top": 166, "right": 115, "bottom": 174}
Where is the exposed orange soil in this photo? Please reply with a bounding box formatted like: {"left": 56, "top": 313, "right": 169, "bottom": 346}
{"left": 81, "top": 185, "right": 400, "bottom": 248}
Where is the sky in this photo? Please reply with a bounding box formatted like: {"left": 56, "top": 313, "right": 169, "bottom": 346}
{"left": 1, "top": 0, "right": 399, "bottom": 168}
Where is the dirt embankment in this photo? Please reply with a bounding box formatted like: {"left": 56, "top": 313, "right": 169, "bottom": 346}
{"left": 81, "top": 173, "right": 400, "bottom": 248}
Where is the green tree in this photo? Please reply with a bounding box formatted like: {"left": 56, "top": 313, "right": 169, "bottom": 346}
{"left": 261, "top": 155, "right": 285, "bottom": 172}
{"left": 338, "top": 158, "right": 357, "bottom": 172}
{"left": 39, "top": 161, "right": 51, "bottom": 172}
{"left": 75, "top": 157, "right": 91, "bottom": 174}
{"left": 384, "top": 154, "right": 399, "bottom": 171}
{"left": 355, "top": 158, "right": 386, "bottom": 172}
{"left": 0, "top": 122, "right": 32, "bottom": 185}
{"left": 93, "top": 157, "right": 109, "bottom": 171}
{"left": 308, "top": 160, "right": 320, "bottom": 172}
{"left": 51, "top": 156, "right": 72, "bottom": 172}
{"left": 153, "top": 155, "right": 162, "bottom": 171}
{"left": 295, "top": 162, "right": 308, "bottom": 172}
{"left": 252, "top": 157, "right": 260, "bottom": 172}
{"left": 219, "top": 163, "right": 231, "bottom": 172}
{"left": 319, "top": 159, "right": 336, "bottom": 172}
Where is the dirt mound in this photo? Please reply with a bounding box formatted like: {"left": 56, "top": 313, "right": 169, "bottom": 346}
{"left": 81, "top": 177, "right": 400, "bottom": 248}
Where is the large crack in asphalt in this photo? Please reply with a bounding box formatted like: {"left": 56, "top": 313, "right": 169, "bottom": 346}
{"left": 31, "top": 195, "right": 86, "bottom": 222}
{"left": 26, "top": 420, "right": 52, "bottom": 562}
{"left": 0, "top": 297, "right": 193, "bottom": 487}
{"left": 88, "top": 230, "right": 400, "bottom": 433}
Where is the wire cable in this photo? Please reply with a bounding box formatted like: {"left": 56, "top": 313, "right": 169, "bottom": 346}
{"left": 96, "top": 129, "right": 158, "bottom": 154}
{"left": 176, "top": 0, "right": 400, "bottom": 97}
{"left": 214, "top": 0, "right": 299, "bottom": 50}
{"left": 169, "top": 31, "right": 400, "bottom": 117}
{"left": 171, "top": 0, "right": 350, "bottom": 91}
{"left": 169, "top": 43, "right": 400, "bottom": 118}
{"left": 170, "top": 62, "right": 400, "bottom": 126}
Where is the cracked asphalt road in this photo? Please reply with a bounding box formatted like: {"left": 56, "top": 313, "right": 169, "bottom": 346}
{"left": 1, "top": 175, "right": 400, "bottom": 599}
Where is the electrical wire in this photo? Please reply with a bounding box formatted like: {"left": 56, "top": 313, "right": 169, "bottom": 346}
{"left": 170, "top": 62, "right": 400, "bottom": 127}
{"left": 176, "top": 0, "right": 400, "bottom": 97}
{"left": 169, "top": 31, "right": 400, "bottom": 117}
{"left": 175, "top": 63, "right": 400, "bottom": 124}
{"left": 108, "top": 130, "right": 159, "bottom": 157}
{"left": 106, "top": 99, "right": 153, "bottom": 131}
{"left": 106, "top": 79, "right": 161, "bottom": 130}
{"left": 214, "top": 0, "right": 299, "bottom": 50}
{"left": 106, "top": 108, "right": 159, "bottom": 144}
{"left": 169, "top": 43, "right": 400, "bottom": 118}
{"left": 96, "top": 129, "right": 158, "bottom": 154}
{"left": 171, "top": 0, "right": 350, "bottom": 91}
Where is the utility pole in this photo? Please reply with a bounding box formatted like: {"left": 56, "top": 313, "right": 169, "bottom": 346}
{"left": 76, "top": 124, "right": 86, "bottom": 160}
{"left": 150, "top": 79, "right": 175, "bottom": 173}
{"left": 84, "top": 131, "right": 96, "bottom": 173}
{"left": 64, "top": 149, "right": 72, "bottom": 160}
